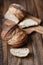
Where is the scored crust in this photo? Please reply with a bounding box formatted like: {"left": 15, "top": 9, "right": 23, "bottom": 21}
{"left": 7, "top": 27, "right": 28, "bottom": 47}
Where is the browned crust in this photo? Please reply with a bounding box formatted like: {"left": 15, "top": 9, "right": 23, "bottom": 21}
{"left": 4, "top": 19, "right": 16, "bottom": 26}
{"left": 1, "top": 25, "right": 15, "bottom": 40}
{"left": 8, "top": 34, "right": 28, "bottom": 48}
{"left": 28, "top": 15, "right": 41, "bottom": 24}
{"left": 1, "top": 24, "right": 28, "bottom": 47}
{"left": 9, "top": 4, "right": 27, "bottom": 20}
{"left": 10, "top": 4, "right": 26, "bottom": 13}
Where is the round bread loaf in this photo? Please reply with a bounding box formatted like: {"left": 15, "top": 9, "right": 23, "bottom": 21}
{"left": 7, "top": 27, "right": 28, "bottom": 47}
{"left": 1, "top": 25, "right": 28, "bottom": 47}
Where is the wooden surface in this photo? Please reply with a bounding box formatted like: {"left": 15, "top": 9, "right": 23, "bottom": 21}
{"left": 0, "top": 0, "right": 43, "bottom": 65}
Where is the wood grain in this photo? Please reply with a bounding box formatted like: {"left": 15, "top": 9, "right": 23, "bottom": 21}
{"left": 0, "top": 0, "right": 43, "bottom": 65}
{"left": 2, "top": 40, "right": 8, "bottom": 65}
{"left": 0, "top": 0, "right": 4, "bottom": 65}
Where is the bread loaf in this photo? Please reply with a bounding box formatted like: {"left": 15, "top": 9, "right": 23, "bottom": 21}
{"left": 7, "top": 27, "right": 28, "bottom": 47}
{"left": 1, "top": 24, "right": 28, "bottom": 47}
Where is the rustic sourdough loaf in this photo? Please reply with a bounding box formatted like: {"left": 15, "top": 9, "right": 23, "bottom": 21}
{"left": 1, "top": 25, "right": 28, "bottom": 47}
{"left": 7, "top": 27, "right": 28, "bottom": 47}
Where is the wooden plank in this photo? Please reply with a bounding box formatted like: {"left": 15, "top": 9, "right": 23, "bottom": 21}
{"left": 42, "top": 35, "right": 43, "bottom": 46}
{"left": 31, "top": 33, "right": 42, "bottom": 65}
{"left": 0, "top": 0, "right": 4, "bottom": 13}
{"left": 3, "top": 0, "right": 10, "bottom": 14}
{"left": 0, "top": 18, "right": 3, "bottom": 65}
{"left": 32, "top": 33, "right": 43, "bottom": 65}
{"left": 1, "top": 1, "right": 9, "bottom": 65}
{"left": 0, "top": 38, "right": 3, "bottom": 65}
{"left": 0, "top": 0, "right": 4, "bottom": 65}
{"left": 33, "top": 0, "right": 43, "bottom": 20}
{"left": 15, "top": 0, "right": 26, "bottom": 9}
{"left": 25, "top": 0, "right": 38, "bottom": 16}
{"left": 32, "top": 0, "right": 43, "bottom": 65}
{"left": 2, "top": 40, "right": 8, "bottom": 65}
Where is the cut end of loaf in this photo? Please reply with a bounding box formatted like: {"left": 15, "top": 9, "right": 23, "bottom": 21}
{"left": 4, "top": 3, "right": 26, "bottom": 24}
{"left": 4, "top": 11, "right": 19, "bottom": 24}
{"left": 19, "top": 18, "right": 38, "bottom": 28}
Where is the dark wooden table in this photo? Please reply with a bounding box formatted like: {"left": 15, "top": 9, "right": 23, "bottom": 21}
{"left": 0, "top": 0, "right": 43, "bottom": 65}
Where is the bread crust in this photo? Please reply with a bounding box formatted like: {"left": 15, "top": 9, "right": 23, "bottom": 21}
{"left": 4, "top": 19, "right": 16, "bottom": 26}
{"left": 1, "top": 25, "right": 15, "bottom": 40}
{"left": 1, "top": 25, "right": 28, "bottom": 47}
{"left": 7, "top": 27, "right": 28, "bottom": 47}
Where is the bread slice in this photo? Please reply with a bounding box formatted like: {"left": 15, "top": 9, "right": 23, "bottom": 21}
{"left": 10, "top": 48, "right": 30, "bottom": 57}
{"left": 19, "top": 15, "right": 41, "bottom": 28}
